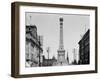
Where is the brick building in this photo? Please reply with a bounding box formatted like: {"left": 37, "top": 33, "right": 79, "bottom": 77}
{"left": 78, "top": 29, "right": 90, "bottom": 64}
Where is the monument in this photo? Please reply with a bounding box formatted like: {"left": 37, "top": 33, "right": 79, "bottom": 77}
{"left": 57, "top": 17, "right": 66, "bottom": 65}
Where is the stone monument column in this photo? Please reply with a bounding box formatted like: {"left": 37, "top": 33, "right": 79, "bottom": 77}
{"left": 57, "top": 17, "right": 65, "bottom": 65}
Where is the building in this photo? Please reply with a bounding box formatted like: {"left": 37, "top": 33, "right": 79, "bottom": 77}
{"left": 78, "top": 29, "right": 90, "bottom": 64}
{"left": 72, "top": 48, "right": 78, "bottom": 65}
{"left": 66, "top": 52, "right": 69, "bottom": 65}
{"left": 42, "top": 55, "right": 57, "bottom": 66}
{"left": 25, "top": 25, "right": 43, "bottom": 67}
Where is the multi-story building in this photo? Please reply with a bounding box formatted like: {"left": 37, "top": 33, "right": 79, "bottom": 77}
{"left": 25, "top": 25, "right": 43, "bottom": 67}
{"left": 42, "top": 55, "right": 57, "bottom": 66}
{"left": 78, "top": 29, "right": 90, "bottom": 64}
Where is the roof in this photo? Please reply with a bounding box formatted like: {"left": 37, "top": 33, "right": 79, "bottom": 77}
{"left": 26, "top": 25, "right": 37, "bottom": 29}
{"left": 78, "top": 29, "right": 90, "bottom": 44}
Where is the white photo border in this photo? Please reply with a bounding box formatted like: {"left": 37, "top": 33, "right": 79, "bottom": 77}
{"left": 19, "top": 5, "right": 96, "bottom": 75}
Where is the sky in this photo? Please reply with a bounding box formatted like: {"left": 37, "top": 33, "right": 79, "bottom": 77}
{"left": 25, "top": 12, "right": 90, "bottom": 63}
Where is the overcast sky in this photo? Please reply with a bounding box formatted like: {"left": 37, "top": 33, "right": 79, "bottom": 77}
{"left": 25, "top": 12, "right": 90, "bottom": 63}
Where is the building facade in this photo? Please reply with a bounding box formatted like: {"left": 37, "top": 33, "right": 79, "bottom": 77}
{"left": 25, "top": 25, "right": 43, "bottom": 67}
{"left": 42, "top": 55, "right": 57, "bottom": 66}
{"left": 78, "top": 29, "right": 90, "bottom": 64}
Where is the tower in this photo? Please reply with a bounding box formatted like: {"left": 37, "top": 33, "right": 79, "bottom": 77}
{"left": 57, "top": 17, "right": 65, "bottom": 65}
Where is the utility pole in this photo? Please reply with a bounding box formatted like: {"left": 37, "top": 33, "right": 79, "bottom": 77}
{"left": 84, "top": 25, "right": 87, "bottom": 33}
